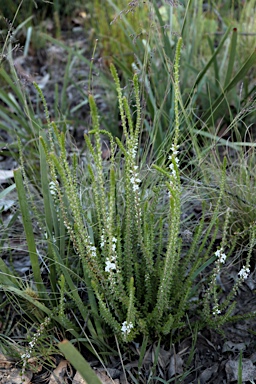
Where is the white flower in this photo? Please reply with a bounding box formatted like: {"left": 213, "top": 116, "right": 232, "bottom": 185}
{"left": 169, "top": 156, "right": 179, "bottom": 166}
{"left": 215, "top": 249, "right": 221, "bottom": 257}
{"left": 89, "top": 245, "right": 97, "bottom": 257}
{"left": 29, "top": 340, "right": 36, "bottom": 348}
{"left": 171, "top": 144, "right": 179, "bottom": 153}
{"left": 121, "top": 321, "right": 133, "bottom": 335}
{"left": 21, "top": 353, "right": 30, "bottom": 359}
{"left": 238, "top": 266, "right": 250, "bottom": 280}
{"left": 169, "top": 148, "right": 180, "bottom": 179}
{"left": 215, "top": 248, "right": 226, "bottom": 264}
{"left": 213, "top": 306, "right": 221, "bottom": 316}
{"left": 130, "top": 148, "right": 137, "bottom": 159}
{"left": 105, "top": 258, "right": 116, "bottom": 272}
{"left": 49, "top": 181, "right": 58, "bottom": 196}
{"left": 219, "top": 253, "right": 227, "bottom": 263}
{"left": 215, "top": 249, "right": 226, "bottom": 262}
{"left": 130, "top": 169, "right": 141, "bottom": 192}
{"left": 169, "top": 144, "right": 180, "bottom": 158}
{"left": 100, "top": 231, "right": 105, "bottom": 248}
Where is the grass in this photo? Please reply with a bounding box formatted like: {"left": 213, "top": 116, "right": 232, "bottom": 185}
{"left": 90, "top": 0, "right": 256, "bottom": 155}
{"left": 0, "top": 0, "right": 256, "bottom": 382}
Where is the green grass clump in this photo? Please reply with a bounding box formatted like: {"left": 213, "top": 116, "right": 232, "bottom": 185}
{"left": 93, "top": 0, "right": 256, "bottom": 154}
{"left": 199, "top": 141, "right": 256, "bottom": 248}
{"left": 87, "top": 0, "right": 150, "bottom": 66}
{"left": 1, "top": 38, "right": 256, "bottom": 356}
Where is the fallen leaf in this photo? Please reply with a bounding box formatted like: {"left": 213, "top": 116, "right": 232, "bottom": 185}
{"left": 0, "top": 354, "right": 14, "bottom": 369}
{"left": 0, "top": 368, "right": 32, "bottom": 384}
{"left": 49, "top": 360, "right": 69, "bottom": 384}
{"left": 95, "top": 369, "right": 120, "bottom": 384}
{"left": 199, "top": 363, "right": 218, "bottom": 384}
{"left": 72, "top": 371, "right": 87, "bottom": 384}
{"left": 226, "top": 358, "right": 256, "bottom": 382}
{"left": 222, "top": 341, "right": 246, "bottom": 353}
{"left": 168, "top": 353, "right": 184, "bottom": 378}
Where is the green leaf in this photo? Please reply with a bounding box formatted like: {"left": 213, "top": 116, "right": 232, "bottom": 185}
{"left": 185, "top": 26, "right": 232, "bottom": 108}
{"left": 224, "top": 28, "right": 238, "bottom": 88}
{"left": 58, "top": 340, "right": 103, "bottom": 384}
{"left": 0, "top": 184, "right": 16, "bottom": 199}
{"left": 0, "top": 259, "right": 19, "bottom": 287}
{"left": 202, "top": 48, "right": 256, "bottom": 123}
{"left": 13, "top": 168, "right": 46, "bottom": 298}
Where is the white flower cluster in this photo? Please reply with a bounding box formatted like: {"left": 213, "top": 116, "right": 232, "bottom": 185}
{"left": 121, "top": 321, "right": 133, "bottom": 335}
{"left": 100, "top": 229, "right": 106, "bottom": 249}
{"left": 21, "top": 317, "right": 50, "bottom": 360}
{"left": 111, "top": 236, "right": 118, "bottom": 251}
{"left": 169, "top": 144, "right": 180, "bottom": 179}
{"left": 49, "top": 181, "right": 58, "bottom": 197}
{"left": 215, "top": 248, "right": 227, "bottom": 264}
{"left": 130, "top": 147, "right": 137, "bottom": 159}
{"left": 170, "top": 143, "right": 179, "bottom": 156}
{"left": 130, "top": 166, "right": 141, "bottom": 192}
{"left": 238, "top": 266, "right": 250, "bottom": 280}
{"left": 102, "top": 235, "right": 118, "bottom": 273}
{"left": 105, "top": 258, "right": 116, "bottom": 272}
{"left": 88, "top": 244, "right": 97, "bottom": 258}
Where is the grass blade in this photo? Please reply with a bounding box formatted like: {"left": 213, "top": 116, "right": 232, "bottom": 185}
{"left": 58, "top": 340, "right": 103, "bottom": 384}
{"left": 224, "top": 28, "right": 238, "bottom": 88}
{"left": 0, "top": 259, "right": 19, "bottom": 287}
{"left": 185, "top": 26, "right": 232, "bottom": 107}
{"left": 13, "top": 168, "right": 46, "bottom": 297}
{"left": 201, "top": 47, "right": 256, "bottom": 123}
{"left": 0, "top": 184, "right": 16, "bottom": 199}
